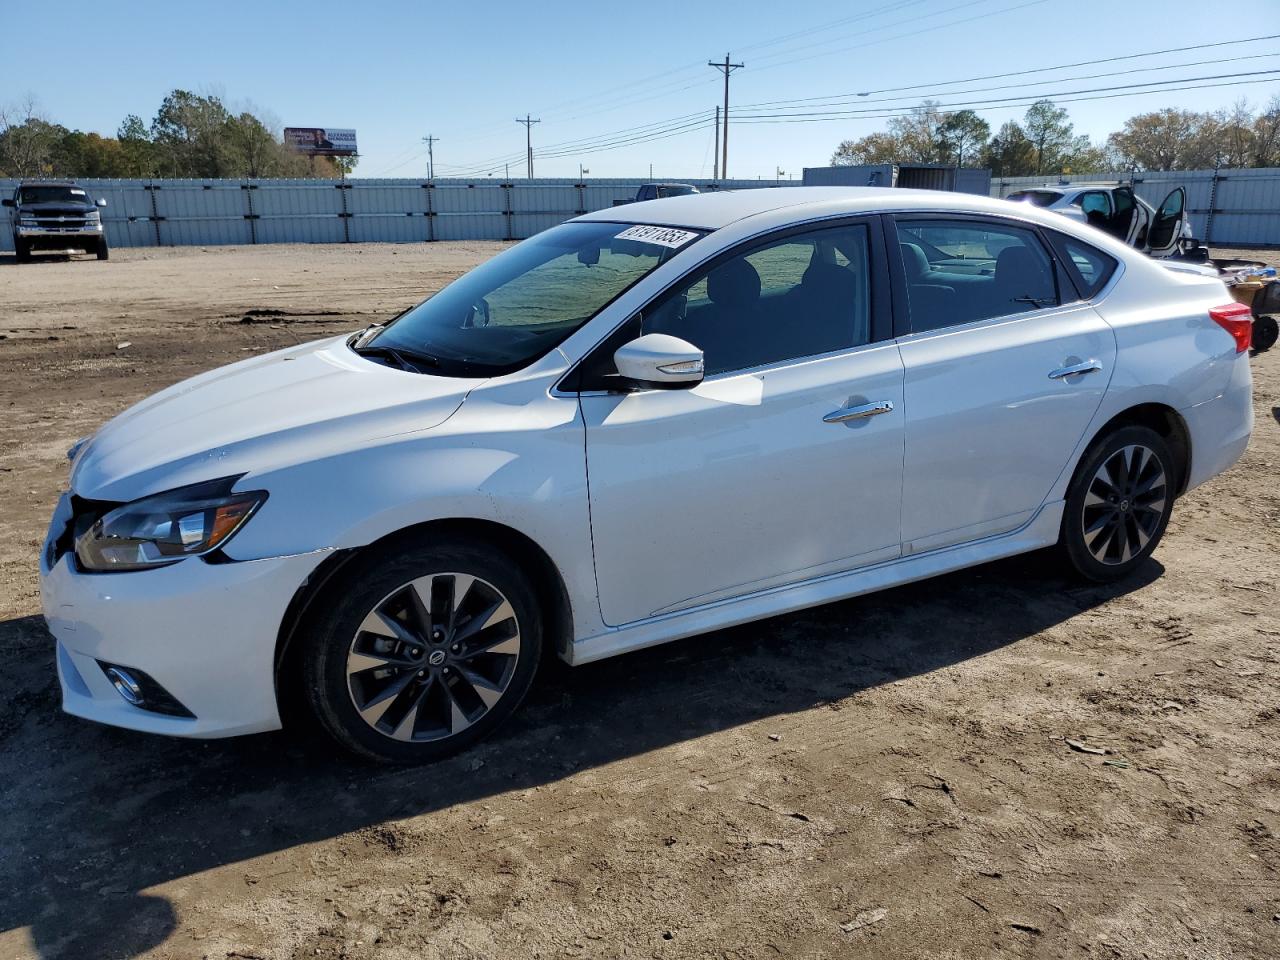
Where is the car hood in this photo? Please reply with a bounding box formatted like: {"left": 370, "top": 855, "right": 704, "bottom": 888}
{"left": 71, "top": 336, "right": 483, "bottom": 501}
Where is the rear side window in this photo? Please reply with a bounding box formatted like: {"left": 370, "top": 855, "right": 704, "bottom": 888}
{"left": 1046, "top": 231, "right": 1119, "bottom": 298}
{"left": 1007, "top": 190, "right": 1060, "bottom": 208}
{"left": 894, "top": 218, "right": 1059, "bottom": 333}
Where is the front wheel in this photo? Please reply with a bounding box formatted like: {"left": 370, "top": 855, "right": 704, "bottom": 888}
{"left": 1059, "top": 425, "right": 1176, "bottom": 582}
{"left": 14, "top": 238, "right": 31, "bottom": 263}
{"left": 95, "top": 237, "right": 109, "bottom": 260}
{"left": 300, "top": 539, "right": 543, "bottom": 763}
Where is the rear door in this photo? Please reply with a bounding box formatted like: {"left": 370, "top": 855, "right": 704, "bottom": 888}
{"left": 1147, "top": 187, "right": 1187, "bottom": 258}
{"left": 576, "top": 217, "right": 904, "bottom": 626}
{"left": 889, "top": 215, "right": 1116, "bottom": 554}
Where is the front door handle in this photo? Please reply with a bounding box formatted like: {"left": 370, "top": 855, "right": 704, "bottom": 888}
{"left": 1048, "top": 359, "right": 1103, "bottom": 380}
{"left": 823, "top": 400, "right": 895, "bottom": 424}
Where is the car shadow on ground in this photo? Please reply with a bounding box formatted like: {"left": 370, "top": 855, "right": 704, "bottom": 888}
{"left": 0, "top": 552, "right": 1162, "bottom": 958}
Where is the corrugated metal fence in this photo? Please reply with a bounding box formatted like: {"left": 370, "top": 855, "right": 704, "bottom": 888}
{"left": 0, "top": 177, "right": 791, "bottom": 252}
{"left": 990, "top": 168, "right": 1280, "bottom": 247}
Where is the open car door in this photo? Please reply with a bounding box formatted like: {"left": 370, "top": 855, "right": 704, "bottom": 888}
{"left": 1147, "top": 186, "right": 1186, "bottom": 258}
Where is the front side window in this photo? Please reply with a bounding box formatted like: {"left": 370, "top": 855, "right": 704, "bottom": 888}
{"left": 640, "top": 222, "right": 873, "bottom": 376}
{"left": 369, "top": 221, "right": 702, "bottom": 376}
{"left": 894, "top": 218, "right": 1059, "bottom": 333}
{"left": 1079, "top": 191, "right": 1111, "bottom": 218}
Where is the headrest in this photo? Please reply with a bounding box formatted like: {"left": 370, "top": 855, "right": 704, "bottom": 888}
{"left": 707, "top": 258, "right": 761, "bottom": 307}
{"left": 900, "top": 242, "right": 930, "bottom": 281}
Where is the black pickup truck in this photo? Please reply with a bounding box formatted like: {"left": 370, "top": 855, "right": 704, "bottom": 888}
{"left": 612, "top": 183, "right": 700, "bottom": 206}
{"left": 3, "top": 180, "right": 109, "bottom": 262}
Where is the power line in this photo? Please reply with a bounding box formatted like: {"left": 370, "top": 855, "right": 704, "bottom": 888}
{"left": 736, "top": 34, "right": 1280, "bottom": 110}
{"left": 737, "top": 52, "right": 1280, "bottom": 114}
{"left": 734, "top": 75, "right": 1280, "bottom": 125}
{"left": 734, "top": 68, "right": 1280, "bottom": 121}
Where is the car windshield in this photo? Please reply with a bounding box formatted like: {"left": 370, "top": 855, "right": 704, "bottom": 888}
{"left": 18, "top": 186, "right": 88, "bottom": 205}
{"left": 367, "top": 221, "right": 703, "bottom": 376}
{"left": 1006, "top": 190, "right": 1060, "bottom": 208}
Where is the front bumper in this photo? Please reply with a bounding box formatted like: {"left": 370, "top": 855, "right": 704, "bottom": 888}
{"left": 17, "top": 223, "right": 103, "bottom": 239}
{"left": 40, "top": 494, "right": 328, "bottom": 738}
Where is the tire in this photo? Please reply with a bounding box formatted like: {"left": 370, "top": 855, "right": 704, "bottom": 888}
{"left": 1059, "top": 425, "right": 1176, "bottom": 582}
{"left": 95, "top": 237, "right": 109, "bottom": 261}
{"left": 300, "top": 538, "right": 543, "bottom": 763}
{"left": 14, "top": 238, "right": 31, "bottom": 263}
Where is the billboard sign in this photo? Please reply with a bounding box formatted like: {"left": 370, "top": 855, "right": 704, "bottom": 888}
{"left": 284, "top": 127, "right": 358, "bottom": 157}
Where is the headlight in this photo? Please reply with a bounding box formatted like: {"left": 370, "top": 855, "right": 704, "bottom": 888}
{"left": 19, "top": 218, "right": 36, "bottom": 226}
{"left": 75, "top": 477, "right": 267, "bottom": 572}
{"left": 85, "top": 210, "right": 100, "bottom": 222}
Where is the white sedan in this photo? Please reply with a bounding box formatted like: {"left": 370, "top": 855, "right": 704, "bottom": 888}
{"left": 1006, "top": 183, "right": 1192, "bottom": 258}
{"left": 40, "top": 188, "right": 1254, "bottom": 762}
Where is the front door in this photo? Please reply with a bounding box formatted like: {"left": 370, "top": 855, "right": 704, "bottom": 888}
{"left": 890, "top": 215, "right": 1116, "bottom": 553}
{"left": 1147, "top": 187, "right": 1187, "bottom": 257}
{"left": 577, "top": 218, "right": 905, "bottom": 626}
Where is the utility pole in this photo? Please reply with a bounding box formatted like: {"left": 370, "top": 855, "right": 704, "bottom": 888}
{"left": 713, "top": 106, "right": 720, "bottom": 181}
{"left": 579, "top": 164, "right": 589, "bottom": 181}
{"left": 708, "top": 53, "right": 743, "bottom": 180}
{"left": 422, "top": 134, "right": 439, "bottom": 180}
{"left": 516, "top": 114, "right": 540, "bottom": 179}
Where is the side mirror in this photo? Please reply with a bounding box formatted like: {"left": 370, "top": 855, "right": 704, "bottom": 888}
{"left": 1, "top": 198, "right": 12, "bottom": 207}
{"left": 96, "top": 198, "right": 107, "bottom": 208}
{"left": 613, "top": 333, "right": 704, "bottom": 390}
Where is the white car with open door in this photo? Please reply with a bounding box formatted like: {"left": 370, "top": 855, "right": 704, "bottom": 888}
{"left": 40, "top": 188, "right": 1253, "bottom": 763}
{"left": 1006, "top": 183, "right": 1192, "bottom": 259}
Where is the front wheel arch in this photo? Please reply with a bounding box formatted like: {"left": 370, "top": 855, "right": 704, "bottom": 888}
{"left": 273, "top": 519, "right": 573, "bottom": 729}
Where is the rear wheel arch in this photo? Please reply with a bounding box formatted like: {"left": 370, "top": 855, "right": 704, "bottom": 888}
{"left": 273, "top": 518, "right": 573, "bottom": 727}
{"left": 1081, "top": 403, "right": 1191, "bottom": 496}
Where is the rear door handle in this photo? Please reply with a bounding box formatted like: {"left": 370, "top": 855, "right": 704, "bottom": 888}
{"left": 1048, "top": 359, "right": 1102, "bottom": 380}
{"left": 823, "top": 400, "right": 895, "bottom": 423}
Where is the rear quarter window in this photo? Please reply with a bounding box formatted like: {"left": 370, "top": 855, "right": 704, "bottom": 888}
{"left": 1046, "top": 230, "right": 1119, "bottom": 299}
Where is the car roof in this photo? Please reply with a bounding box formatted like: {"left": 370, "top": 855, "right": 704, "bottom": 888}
{"left": 575, "top": 186, "right": 1076, "bottom": 231}
{"left": 18, "top": 180, "right": 80, "bottom": 187}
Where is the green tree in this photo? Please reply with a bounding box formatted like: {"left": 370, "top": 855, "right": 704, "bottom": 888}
{"left": 150, "top": 90, "right": 234, "bottom": 177}
{"left": 1022, "top": 100, "right": 1074, "bottom": 174}
{"left": 939, "top": 109, "right": 990, "bottom": 166}
{"left": 981, "top": 121, "right": 1037, "bottom": 177}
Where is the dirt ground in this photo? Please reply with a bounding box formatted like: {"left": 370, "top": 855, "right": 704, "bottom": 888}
{"left": 1, "top": 241, "right": 1278, "bottom": 960}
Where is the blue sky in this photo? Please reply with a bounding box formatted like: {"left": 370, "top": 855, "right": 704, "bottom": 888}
{"left": 6, "top": 0, "right": 1279, "bottom": 179}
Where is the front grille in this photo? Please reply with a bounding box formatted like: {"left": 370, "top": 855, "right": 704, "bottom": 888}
{"left": 34, "top": 218, "right": 88, "bottom": 229}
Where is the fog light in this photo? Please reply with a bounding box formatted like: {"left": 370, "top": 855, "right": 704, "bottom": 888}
{"left": 96, "top": 661, "right": 196, "bottom": 717}
{"left": 103, "top": 666, "right": 144, "bottom": 705}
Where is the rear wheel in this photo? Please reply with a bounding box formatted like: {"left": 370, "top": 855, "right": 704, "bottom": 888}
{"left": 1059, "top": 425, "right": 1175, "bottom": 582}
{"left": 300, "top": 538, "right": 542, "bottom": 763}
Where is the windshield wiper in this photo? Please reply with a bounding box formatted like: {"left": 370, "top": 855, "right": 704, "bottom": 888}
{"left": 1012, "top": 296, "right": 1056, "bottom": 307}
{"left": 351, "top": 342, "right": 441, "bottom": 372}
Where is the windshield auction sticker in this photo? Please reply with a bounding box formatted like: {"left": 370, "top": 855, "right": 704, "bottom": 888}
{"left": 615, "top": 225, "right": 699, "bottom": 249}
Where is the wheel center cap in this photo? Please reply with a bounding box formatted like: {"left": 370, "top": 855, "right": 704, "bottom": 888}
{"left": 1119, "top": 499, "right": 1130, "bottom": 512}
{"left": 427, "top": 649, "right": 447, "bottom": 666}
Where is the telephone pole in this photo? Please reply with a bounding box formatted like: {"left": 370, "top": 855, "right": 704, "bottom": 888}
{"left": 422, "top": 134, "right": 439, "bottom": 180}
{"left": 708, "top": 53, "right": 743, "bottom": 180}
{"left": 516, "top": 114, "right": 540, "bottom": 179}
{"left": 712, "top": 106, "right": 720, "bottom": 181}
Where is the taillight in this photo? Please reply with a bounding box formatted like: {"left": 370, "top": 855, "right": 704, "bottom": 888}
{"left": 1209, "top": 302, "right": 1253, "bottom": 353}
